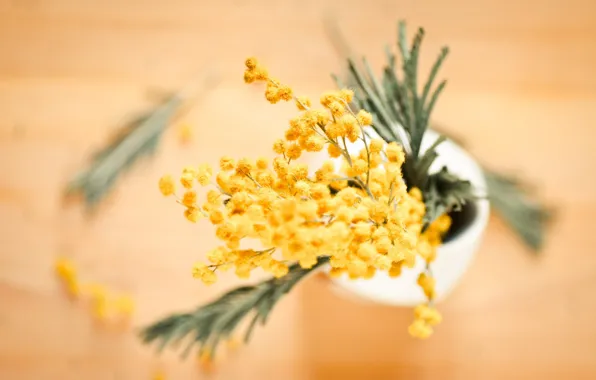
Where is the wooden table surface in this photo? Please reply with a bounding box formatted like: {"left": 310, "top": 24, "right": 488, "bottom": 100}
{"left": 1, "top": 1, "right": 596, "bottom": 379}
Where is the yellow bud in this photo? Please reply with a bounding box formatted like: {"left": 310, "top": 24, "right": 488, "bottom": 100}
{"left": 374, "top": 254, "right": 392, "bottom": 270}
{"left": 414, "top": 304, "right": 443, "bottom": 326}
{"left": 329, "top": 267, "right": 346, "bottom": 278}
{"left": 347, "top": 259, "right": 367, "bottom": 277}
{"left": 220, "top": 156, "right": 236, "bottom": 171}
{"left": 294, "top": 180, "right": 310, "bottom": 196}
{"left": 206, "top": 190, "right": 221, "bottom": 205}
{"left": 245, "top": 57, "right": 258, "bottom": 69}
{"left": 277, "top": 85, "right": 293, "bottom": 101}
{"left": 339, "top": 114, "right": 357, "bottom": 130}
{"left": 339, "top": 88, "right": 354, "bottom": 103}
{"left": 182, "top": 191, "right": 197, "bottom": 207}
{"left": 388, "top": 245, "right": 405, "bottom": 262}
{"left": 158, "top": 175, "right": 176, "bottom": 196}
{"left": 273, "top": 139, "right": 286, "bottom": 155}
{"left": 337, "top": 188, "right": 358, "bottom": 206}
{"left": 408, "top": 319, "right": 433, "bottom": 339}
{"left": 256, "top": 157, "right": 268, "bottom": 170}
{"left": 352, "top": 158, "right": 368, "bottom": 175}
{"left": 299, "top": 255, "right": 317, "bottom": 269}
{"left": 434, "top": 214, "right": 452, "bottom": 234}
{"left": 369, "top": 138, "right": 384, "bottom": 153}
{"left": 201, "top": 270, "right": 217, "bottom": 285}
{"left": 285, "top": 143, "right": 302, "bottom": 160}
{"left": 295, "top": 96, "right": 311, "bottom": 110}
{"left": 320, "top": 91, "right": 338, "bottom": 107}
{"left": 325, "top": 122, "right": 345, "bottom": 139}
{"left": 357, "top": 242, "right": 376, "bottom": 261}
{"left": 374, "top": 236, "right": 392, "bottom": 254}
{"left": 184, "top": 207, "right": 201, "bottom": 223}
{"left": 180, "top": 172, "right": 194, "bottom": 189}
{"left": 356, "top": 110, "right": 373, "bottom": 125}
{"left": 254, "top": 66, "right": 268, "bottom": 81}
{"left": 363, "top": 265, "right": 377, "bottom": 279}
{"left": 403, "top": 249, "right": 417, "bottom": 268}
{"left": 409, "top": 187, "right": 423, "bottom": 201}
{"left": 388, "top": 262, "right": 403, "bottom": 277}
{"left": 304, "top": 135, "right": 325, "bottom": 152}
{"left": 335, "top": 205, "right": 353, "bottom": 223}
{"left": 209, "top": 209, "right": 225, "bottom": 225}
{"left": 327, "top": 143, "right": 343, "bottom": 158}
{"left": 235, "top": 158, "right": 254, "bottom": 174}
{"left": 243, "top": 70, "right": 256, "bottom": 83}
{"left": 369, "top": 153, "right": 383, "bottom": 168}
{"left": 328, "top": 101, "right": 344, "bottom": 117}
{"left": 386, "top": 142, "right": 405, "bottom": 164}
{"left": 313, "top": 109, "right": 330, "bottom": 125}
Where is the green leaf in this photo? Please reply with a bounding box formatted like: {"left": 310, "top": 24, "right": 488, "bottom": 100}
{"left": 362, "top": 57, "right": 388, "bottom": 108}
{"left": 65, "top": 94, "right": 183, "bottom": 208}
{"left": 385, "top": 44, "right": 397, "bottom": 71}
{"left": 383, "top": 66, "right": 412, "bottom": 139}
{"left": 347, "top": 59, "right": 394, "bottom": 130}
{"left": 423, "top": 167, "right": 476, "bottom": 227}
{"left": 424, "top": 79, "right": 447, "bottom": 128}
{"left": 421, "top": 47, "right": 449, "bottom": 107}
{"left": 484, "top": 170, "right": 552, "bottom": 251}
{"left": 417, "top": 135, "right": 446, "bottom": 168}
{"left": 65, "top": 74, "right": 219, "bottom": 210}
{"left": 398, "top": 21, "right": 409, "bottom": 62}
{"left": 407, "top": 28, "right": 425, "bottom": 150}
{"left": 413, "top": 135, "right": 447, "bottom": 187}
{"left": 426, "top": 125, "right": 552, "bottom": 253}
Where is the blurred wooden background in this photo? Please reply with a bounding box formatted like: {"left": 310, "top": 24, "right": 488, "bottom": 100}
{"left": 1, "top": 0, "right": 596, "bottom": 379}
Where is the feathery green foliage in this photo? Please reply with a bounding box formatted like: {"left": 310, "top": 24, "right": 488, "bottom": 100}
{"left": 140, "top": 257, "right": 330, "bottom": 357}
{"left": 66, "top": 74, "right": 219, "bottom": 210}
{"left": 66, "top": 94, "right": 184, "bottom": 208}
{"left": 335, "top": 21, "right": 475, "bottom": 226}
{"left": 484, "top": 170, "right": 552, "bottom": 251}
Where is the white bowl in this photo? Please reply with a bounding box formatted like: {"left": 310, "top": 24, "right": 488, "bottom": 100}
{"left": 313, "top": 130, "right": 490, "bottom": 306}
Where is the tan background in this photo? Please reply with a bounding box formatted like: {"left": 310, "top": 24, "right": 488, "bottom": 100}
{"left": 1, "top": 0, "right": 596, "bottom": 379}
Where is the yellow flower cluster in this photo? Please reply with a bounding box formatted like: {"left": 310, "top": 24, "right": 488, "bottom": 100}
{"left": 407, "top": 210, "right": 452, "bottom": 338}
{"left": 243, "top": 57, "right": 293, "bottom": 104}
{"left": 159, "top": 57, "right": 452, "bottom": 340}
{"left": 408, "top": 303, "right": 443, "bottom": 339}
{"left": 54, "top": 257, "right": 135, "bottom": 322}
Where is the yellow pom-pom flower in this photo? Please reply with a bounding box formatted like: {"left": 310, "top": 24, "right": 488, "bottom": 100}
{"left": 158, "top": 175, "right": 176, "bottom": 196}
{"left": 408, "top": 318, "right": 433, "bottom": 339}
{"left": 414, "top": 304, "right": 442, "bottom": 326}
{"left": 245, "top": 57, "right": 258, "bottom": 70}
{"left": 220, "top": 156, "right": 235, "bottom": 171}
{"left": 356, "top": 110, "right": 373, "bottom": 125}
{"left": 184, "top": 207, "right": 201, "bottom": 223}
{"left": 295, "top": 96, "right": 311, "bottom": 110}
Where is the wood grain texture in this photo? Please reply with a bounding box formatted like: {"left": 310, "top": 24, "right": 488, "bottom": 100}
{"left": 1, "top": 1, "right": 595, "bottom": 379}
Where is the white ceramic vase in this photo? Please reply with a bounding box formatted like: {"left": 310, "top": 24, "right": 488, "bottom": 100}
{"left": 313, "top": 130, "right": 490, "bottom": 306}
